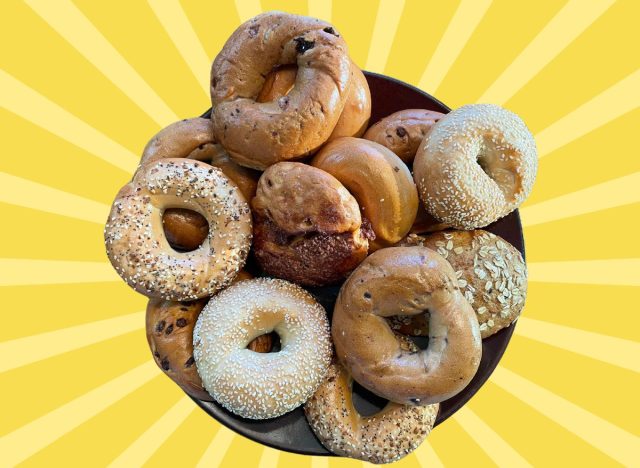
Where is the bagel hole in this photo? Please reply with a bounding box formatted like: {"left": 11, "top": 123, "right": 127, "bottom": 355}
{"left": 351, "top": 381, "right": 389, "bottom": 417}
{"left": 257, "top": 65, "right": 298, "bottom": 103}
{"left": 246, "top": 332, "right": 281, "bottom": 353}
{"left": 162, "top": 208, "right": 209, "bottom": 252}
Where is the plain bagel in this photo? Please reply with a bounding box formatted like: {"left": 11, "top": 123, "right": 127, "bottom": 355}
{"left": 332, "top": 246, "right": 482, "bottom": 405}
{"left": 413, "top": 104, "right": 537, "bottom": 229}
{"left": 210, "top": 12, "right": 351, "bottom": 169}
{"left": 312, "top": 137, "right": 419, "bottom": 245}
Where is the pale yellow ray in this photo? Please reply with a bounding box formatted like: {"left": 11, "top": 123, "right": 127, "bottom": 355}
{"left": 235, "top": 0, "right": 262, "bottom": 23}
{"left": 147, "top": 0, "right": 210, "bottom": 97}
{"left": 413, "top": 440, "right": 444, "bottom": 468}
{"left": 527, "top": 258, "right": 640, "bottom": 287}
{"left": 307, "top": 0, "right": 331, "bottom": 21}
{"left": 23, "top": 0, "right": 177, "bottom": 126}
{"left": 257, "top": 446, "right": 280, "bottom": 468}
{"left": 418, "top": 0, "right": 493, "bottom": 93}
{"left": 0, "top": 311, "right": 143, "bottom": 374}
{"left": 108, "top": 396, "right": 195, "bottom": 467}
{"left": 479, "top": 0, "right": 615, "bottom": 104}
{"left": 521, "top": 172, "right": 640, "bottom": 227}
{"left": 196, "top": 426, "right": 236, "bottom": 468}
{"left": 454, "top": 406, "right": 532, "bottom": 467}
{"left": 515, "top": 317, "right": 640, "bottom": 373}
{"left": 310, "top": 455, "right": 329, "bottom": 468}
{"left": 0, "top": 259, "right": 120, "bottom": 286}
{"left": 0, "top": 70, "right": 138, "bottom": 173}
{"left": 536, "top": 69, "right": 640, "bottom": 157}
{"left": 365, "top": 0, "right": 406, "bottom": 73}
{"left": 492, "top": 366, "right": 640, "bottom": 466}
{"left": 0, "top": 361, "right": 157, "bottom": 466}
{"left": 0, "top": 171, "right": 110, "bottom": 224}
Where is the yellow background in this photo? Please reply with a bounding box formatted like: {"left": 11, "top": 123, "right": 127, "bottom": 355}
{"left": 1, "top": 0, "right": 639, "bottom": 466}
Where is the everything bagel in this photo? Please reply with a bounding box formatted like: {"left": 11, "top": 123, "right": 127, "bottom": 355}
{"left": 210, "top": 12, "right": 351, "bottom": 169}
{"left": 105, "top": 159, "right": 252, "bottom": 300}
{"left": 332, "top": 246, "right": 482, "bottom": 405}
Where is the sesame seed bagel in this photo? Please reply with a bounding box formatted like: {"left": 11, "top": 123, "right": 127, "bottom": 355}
{"left": 210, "top": 12, "right": 351, "bottom": 170}
{"left": 312, "top": 137, "right": 419, "bottom": 245}
{"left": 333, "top": 246, "right": 482, "bottom": 405}
{"left": 305, "top": 339, "right": 439, "bottom": 464}
{"left": 257, "top": 61, "right": 371, "bottom": 140}
{"left": 105, "top": 159, "right": 252, "bottom": 300}
{"left": 413, "top": 104, "right": 537, "bottom": 229}
{"left": 193, "top": 278, "right": 332, "bottom": 419}
{"left": 252, "top": 162, "right": 373, "bottom": 286}
{"left": 364, "top": 109, "right": 444, "bottom": 164}
{"left": 397, "top": 230, "right": 527, "bottom": 338}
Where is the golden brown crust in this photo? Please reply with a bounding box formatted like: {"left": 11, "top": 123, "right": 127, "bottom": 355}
{"left": 146, "top": 298, "right": 211, "bottom": 401}
{"left": 332, "top": 246, "right": 482, "bottom": 405}
{"left": 140, "top": 118, "right": 214, "bottom": 168}
{"left": 399, "top": 230, "right": 527, "bottom": 338}
{"left": 413, "top": 104, "right": 537, "bottom": 229}
{"left": 312, "top": 137, "right": 419, "bottom": 244}
{"left": 305, "top": 341, "right": 439, "bottom": 464}
{"left": 210, "top": 12, "right": 351, "bottom": 169}
{"left": 364, "top": 109, "right": 443, "bottom": 163}
{"left": 251, "top": 162, "right": 373, "bottom": 286}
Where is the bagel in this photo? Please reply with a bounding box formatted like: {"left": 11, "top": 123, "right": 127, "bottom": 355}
{"left": 398, "top": 230, "right": 527, "bottom": 338}
{"left": 252, "top": 162, "right": 373, "bottom": 286}
{"left": 257, "top": 62, "right": 371, "bottom": 140}
{"left": 193, "top": 278, "right": 332, "bottom": 419}
{"left": 364, "top": 109, "right": 444, "bottom": 164}
{"left": 413, "top": 104, "right": 537, "bottom": 229}
{"left": 332, "top": 246, "right": 482, "bottom": 404}
{"left": 210, "top": 12, "right": 351, "bottom": 169}
{"left": 105, "top": 159, "right": 252, "bottom": 300}
{"left": 312, "top": 137, "right": 419, "bottom": 245}
{"left": 305, "top": 338, "right": 439, "bottom": 463}
{"left": 140, "top": 117, "right": 213, "bottom": 167}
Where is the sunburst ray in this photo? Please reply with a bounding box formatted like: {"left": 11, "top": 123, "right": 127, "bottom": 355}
{"left": 257, "top": 446, "right": 281, "bottom": 468}
{"left": 536, "top": 69, "right": 640, "bottom": 157}
{"left": 0, "top": 361, "right": 157, "bottom": 466}
{"left": 521, "top": 172, "right": 640, "bottom": 227}
{"left": 147, "top": 0, "right": 210, "bottom": 97}
{"left": 0, "top": 172, "right": 110, "bottom": 224}
{"left": 234, "top": 0, "right": 262, "bottom": 23}
{"left": 527, "top": 258, "right": 640, "bottom": 287}
{"left": 107, "top": 396, "right": 194, "bottom": 467}
{"left": 195, "top": 426, "right": 236, "bottom": 467}
{"left": 307, "top": 0, "right": 331, "bottom": 20}
{"left": 0, "top": 259, "right": 119, "bottom": 286}
{"left": 365, "top": 0, "right": 406, "bottom": 73}
{"left": 492, "top": 366, "right": 639, "bottom": 466}
{"left": 515, "top": 317, "right": 640, "bottom": 373}
{"left": 478, "top": 0, "right": 615, "bottom": 105}
{"left": 454, "top": 406, "right": 531, "bottom": 467}
{"left": 0, "top": 311, "right": 143, "bottom": 374}
{"left": 23, "top": 0, "right": 177, "bottom": 126}
{"left": 413, "top": 440, "right": 443, "bottom": 468}
{"left": 418, "top": 0, "right": 493, "bottom": 93}
{"left": 0, "top": 70, "right": 138, "bottom": 173}
{"left": 310, "top": 455, "right": 329, "bottom": 468}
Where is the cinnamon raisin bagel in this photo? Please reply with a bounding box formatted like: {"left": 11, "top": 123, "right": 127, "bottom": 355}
{"left": 252, "top": 162, "right": 373, "bottom": 286}
{"left": 364, "top": 109, "right": 444, "bottom": 164}
{"left": 210, "top": 12, "right": 351, "bottom": 169}
{"left": 332, "top": 246, "right": 482, "bottom": 405}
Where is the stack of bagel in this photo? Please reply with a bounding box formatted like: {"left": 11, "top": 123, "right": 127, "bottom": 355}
{"left": 104, "top": 11, "right": 537, "bottom": 464}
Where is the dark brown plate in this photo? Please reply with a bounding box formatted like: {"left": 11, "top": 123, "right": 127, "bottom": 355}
{"left": 192, "top": 72, "right": 525, "bottom": 456}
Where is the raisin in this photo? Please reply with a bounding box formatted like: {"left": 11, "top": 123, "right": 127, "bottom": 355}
{"left": 323, "top": 27, "right": 338, "bottom": 36}
{"left": 293, "top": 37, "right": 315, "bottom": 54}
{"left": 161, "top": 358, "right": 170, "bottom": 371}
{"left": 165, "top": 324, "right": 174, "bottom": 335}
{"left": 176, "top": 318, "right": 187, "bottom": 328}
{"left": 396, "top": 126, "right": 407, "bottom": 137}
{"left": 155, "top": 320, "right": 166, "bottom": 333}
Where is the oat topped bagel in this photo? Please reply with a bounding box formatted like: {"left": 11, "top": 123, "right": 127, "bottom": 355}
{"left": 210, "top": 12, "right": 351, "bottom": 169}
